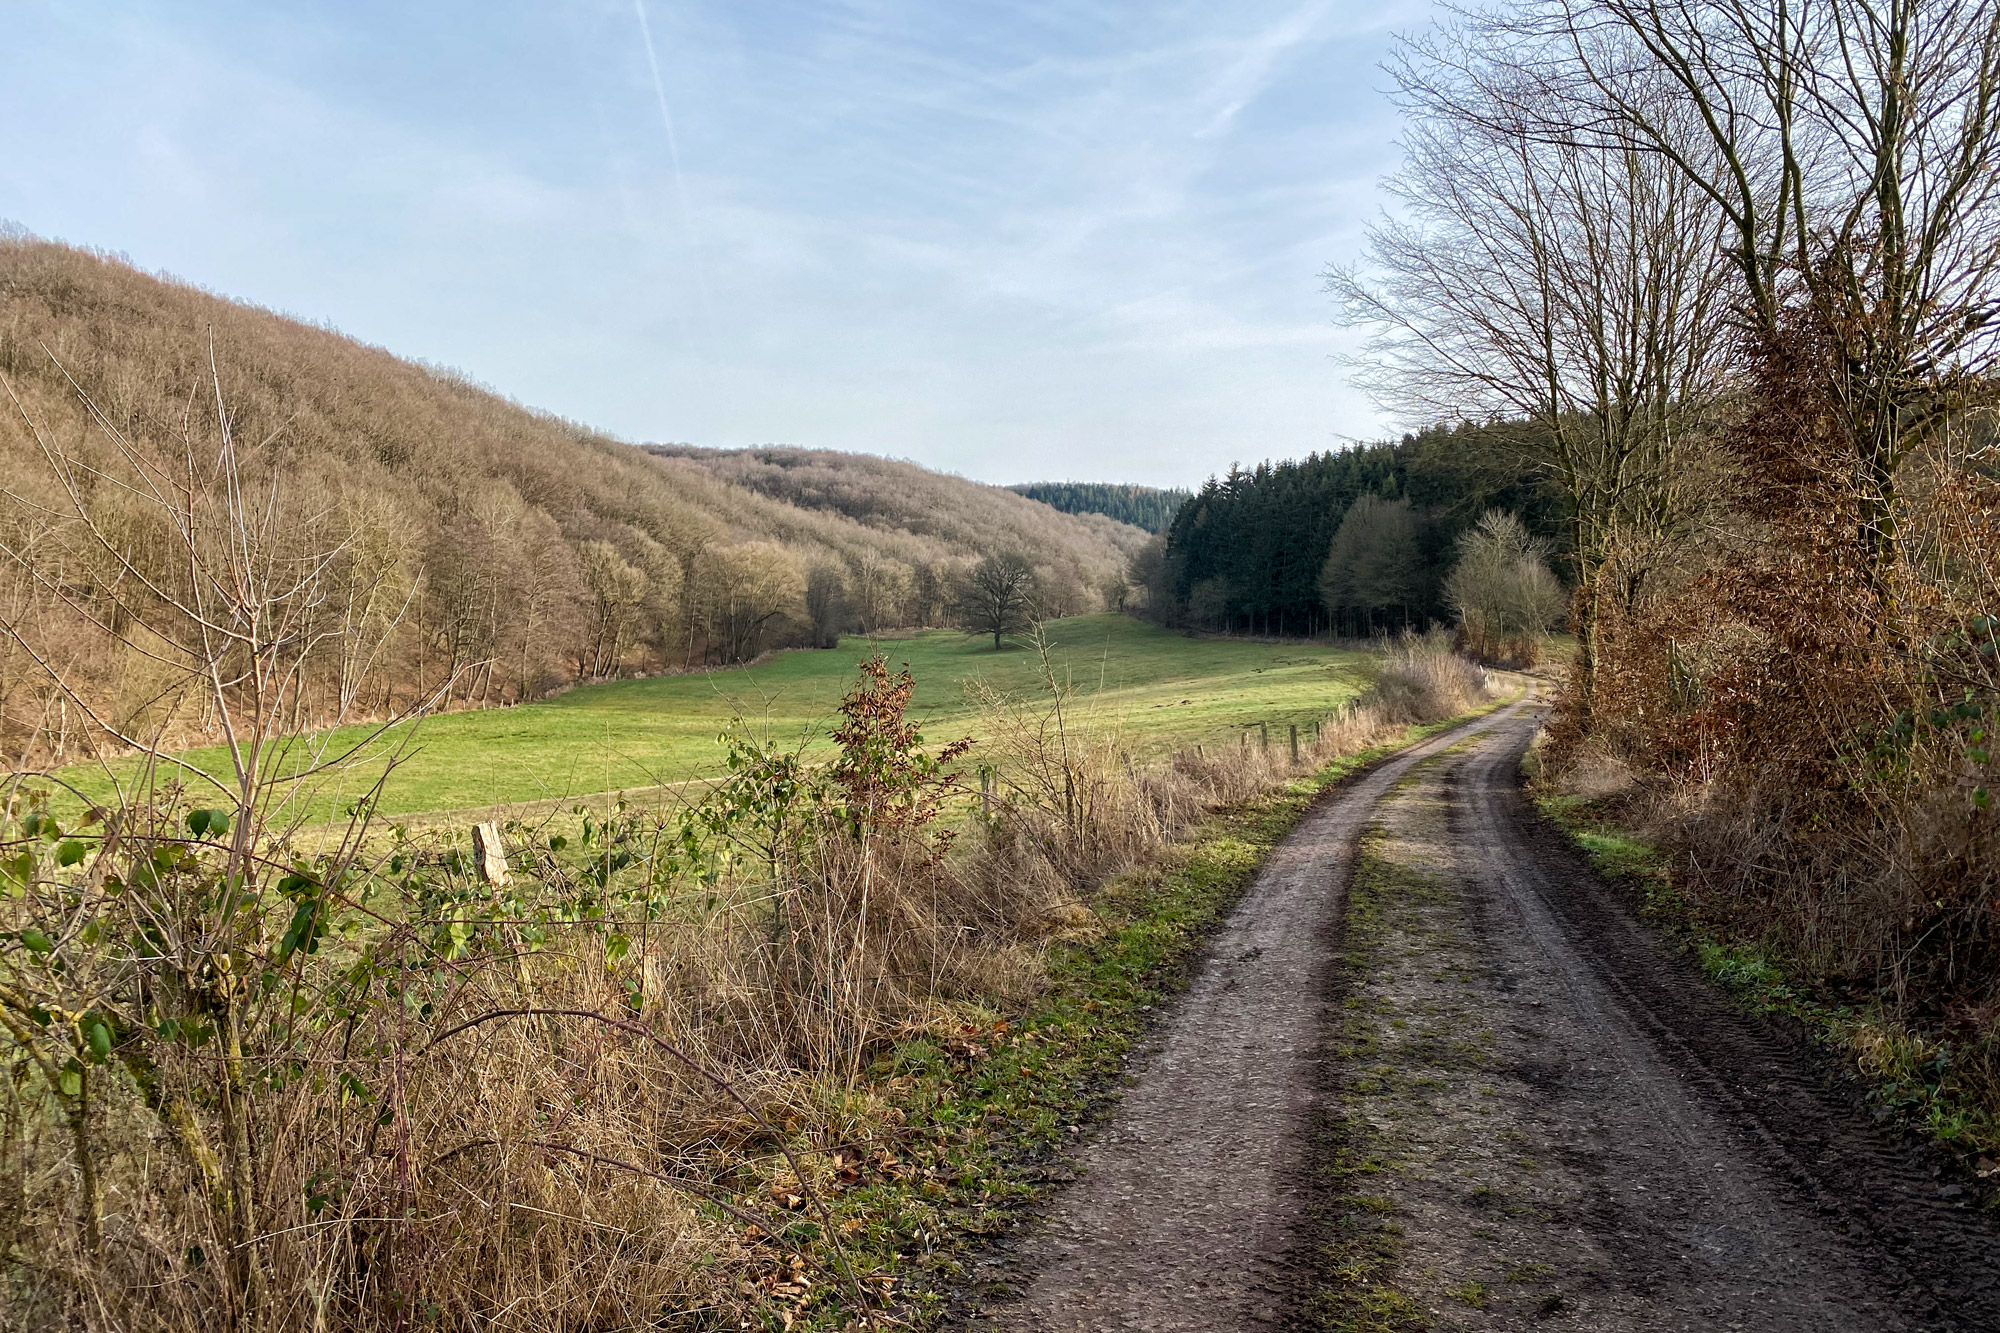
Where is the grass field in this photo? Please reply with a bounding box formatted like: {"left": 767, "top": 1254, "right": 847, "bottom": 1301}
{"left": 59, "top": 616, "right": 1375, "bottom": 824}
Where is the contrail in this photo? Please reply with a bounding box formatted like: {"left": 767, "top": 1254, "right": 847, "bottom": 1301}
{"left": 632, "top": 0, "right": 710, "bottom": 316}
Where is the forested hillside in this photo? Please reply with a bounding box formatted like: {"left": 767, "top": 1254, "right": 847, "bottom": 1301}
{"left": 0, "top": 237, "right": 1135, "bottom": 763}
{"left": 1007, "top": 481, "right": 1192, "bottom": 533}
{"left": 1141, "top": 422, "right": 1565, "bottom": 634}
{"left": 650, "top": 446, "right": 1146, "bottom": 619}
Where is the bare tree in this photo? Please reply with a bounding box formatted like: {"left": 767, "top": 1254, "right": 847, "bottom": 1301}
{"left": 1187, "top": 575, "right": 1232, "bottom": 631}
{"left": 1446, "top": 510, "right": 1569, "bottom": 665}
{"left": 955, "top": 553, "right": 1041, "bottom": 649}
{"left": 690, "top": 541, "right": 806, "bottom": 664}
{"left": 848, "top": 551, "right": 910, "bottom": 634}
{"left": 0, "top": 349, "right": 428, "bottom": 831}
{"left": 1500, "top": 0, "right": 2000, "bottom": 583}
{"left": 1318, "top": 493, "right": 1422, "bottom": 635}
{"left": 1332, "top": 25, "right": 1738, "bottom": 716}
{"left": 578, "top": 540, "right": 647, "bottom": 679}
{"left": 805, "top": 562, "right": 849, "bottom": 649}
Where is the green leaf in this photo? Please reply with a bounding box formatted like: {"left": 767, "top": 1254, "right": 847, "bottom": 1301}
{"left": 278, "top": 896, "right": 324, "bottom": 961}
{"left": 186, "top": 809, "right": 230, "bottom": 840}
{"left": 87, "top": 1021, "right": 111, "bottom": 1061}
{"left": 0, "top": 852, "right": 31, "bottom": 897}
{"left": 55, "top": 840, "right": 87, "bottom": 868}
{"left": 19, "top": 928, "right": 53, "bottom": 954}
{"left": 58, "top": 1069, "right": 81, "bottom": 1098}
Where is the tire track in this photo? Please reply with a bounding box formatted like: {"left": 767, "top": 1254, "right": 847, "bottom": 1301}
{"left": 954, "top": 703, "right": 1532, "bottom": 1332}
{"left": 953, "top": 700, "right": 2000, "bottom": 1331}
{"left": 1454, "top": 705, "right": 2000, "bottom": 1329}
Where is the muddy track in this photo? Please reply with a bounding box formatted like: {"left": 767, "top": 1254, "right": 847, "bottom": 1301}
{"left": 950, "top": 700, "right": 2000, "bottom": 1332}
{"left": 950, "top": 702, "right": 1532, "bottom": 1331}
{"left": 1450, "top": 706, "right": 2000, "bottom": 1328}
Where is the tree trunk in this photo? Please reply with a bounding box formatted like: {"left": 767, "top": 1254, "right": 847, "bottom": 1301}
{"left": 221, "top": 997, "right": 266, "bottom": 1328}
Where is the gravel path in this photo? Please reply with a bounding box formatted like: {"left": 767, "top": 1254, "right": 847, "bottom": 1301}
{"left": 952, "top": 699, "right": 2000, "bottom": 1332}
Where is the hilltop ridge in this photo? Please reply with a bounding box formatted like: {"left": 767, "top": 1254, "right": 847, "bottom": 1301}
{"left": 1007, "top": 480, "right": 1192, "bottom": 533}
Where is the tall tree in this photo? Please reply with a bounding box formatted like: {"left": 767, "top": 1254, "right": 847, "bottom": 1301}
{"left": 1504, "top": 0, "right": 2000, "bottom": 589}
{"left": 1153, "top": 427, "right": 1565, "bottom": 634}
{"left": 1332, "top": 26, "right": 1736, "bottom": 718}
{"left": 955, "top": 553, "right": 1041, "bottom": 649}
{"left": 1318, "top": 494, "right": 1422, "bottom": 634}
{"left": 1445, "top": 510, "right": 1568, "bottom": 664}
{"left": 578, "top": 541, "right": 648, "bottom": 680}
{"left": 805, "top": 563, "right": 849, "bottom": 649}
{"left": 691, "top": 542, "right": 807, "bottom": 665}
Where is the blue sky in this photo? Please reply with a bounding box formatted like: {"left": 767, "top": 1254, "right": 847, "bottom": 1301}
{"left": 5, "top": 1, "right": 1427, "bottom": 488}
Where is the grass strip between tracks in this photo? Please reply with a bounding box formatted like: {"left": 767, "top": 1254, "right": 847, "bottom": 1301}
{"left": 1531, "top": 791, "right": 2000, "bottom": 1183}
{"left": 749, "top": 713, "right": 1487, "bottom": 1330}
{"left": 1301, "top": 827, "right": 1444, "bottom": 1333}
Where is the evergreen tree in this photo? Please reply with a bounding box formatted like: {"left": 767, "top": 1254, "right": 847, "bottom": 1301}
{"left": 1009, "top": 483, "right": 1193, "bottom": 533}
{"left": 1149, "top": 423, "right": 1566, "bottom": 634}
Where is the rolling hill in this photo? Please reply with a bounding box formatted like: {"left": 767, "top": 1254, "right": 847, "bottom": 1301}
{"left": 0, "top": 235, "right": 1143, "bottom": 762}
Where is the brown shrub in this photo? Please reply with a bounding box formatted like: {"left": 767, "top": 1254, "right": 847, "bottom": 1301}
{"left": 1545, "top": 298, "right": 2000, "bottom": 1040}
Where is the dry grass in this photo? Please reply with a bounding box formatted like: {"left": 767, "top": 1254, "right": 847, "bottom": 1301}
{"left": 1535, "top": 424, "right": 2000, "bottom": 1154}
{"left": 0, "top": 634, "right": 1488, "bottom": 1331}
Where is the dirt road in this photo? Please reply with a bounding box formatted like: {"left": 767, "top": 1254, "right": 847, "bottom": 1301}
{"left": 953, "top": 700, "right": 2000, "bottom": 1331}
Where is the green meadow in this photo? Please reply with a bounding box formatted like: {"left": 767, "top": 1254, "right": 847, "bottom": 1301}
{"left": 61, "top": 616, "right": 1374, "bottom": 825}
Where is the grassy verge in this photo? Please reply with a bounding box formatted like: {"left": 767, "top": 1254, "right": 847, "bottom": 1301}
{"left": 1531, "top": 790, "right": 2000, "bottom": 1173}
{"left": 738, "top": 720, "right": 1475, "bottom": 1331}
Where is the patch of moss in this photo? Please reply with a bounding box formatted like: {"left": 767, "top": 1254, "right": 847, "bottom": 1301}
{"left": 1301, "top": 839, "right": 1453, "bottom": 1333}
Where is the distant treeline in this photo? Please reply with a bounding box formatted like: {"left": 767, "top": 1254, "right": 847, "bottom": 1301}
{"left": 1134, "top": 422, "right": 1567, "bottom": 635}
{"left": 1010, "top": 482, "right": 1192, "bottom": 534}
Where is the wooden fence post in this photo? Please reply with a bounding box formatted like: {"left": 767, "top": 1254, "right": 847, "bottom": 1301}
{"left": 1289, "top": 724, "right": 1299, "bottom": 763}
{"left": 472, "top": 821, "right": 510, "bottom": 888}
